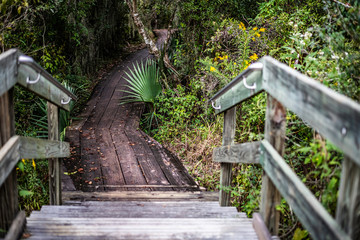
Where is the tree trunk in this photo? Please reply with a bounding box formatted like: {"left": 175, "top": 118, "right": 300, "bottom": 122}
{"left": 126, "top": 0, "right": 177, "bottom": 73}
{"left": 126, "top": 0, "right": 160, "bottom": 57}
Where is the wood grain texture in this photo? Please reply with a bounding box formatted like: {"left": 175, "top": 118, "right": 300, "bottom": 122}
{"left": 0, "top": 49, "right": 18, "bottom": 97}
{"left": 0, "top": 90, "right": 18, "bottom": 237}
{"left": 214, "top": 70, "right": 263, "bottom": 114}
{"left": 262, "top": 56, "right": 360, "bottom": 166}
{"left": 260, "top": 140, "right": 350, "bottom": 240}
{"left": 4, "top": 211, "right": 26, "bottom": 240}
{"left": 220, "top": 107, "right": 236, "bottom": 206}
{"left": 62, "top": 191, "right": 219, "bottom": 202}
{"left": 17, "top": 65, "right": 72, "bottom": 111}
{"left": 252, "top": 213, "right": 272, "bottom": 240}
{"left": 213, "top": 141, "right": 260, "bottom": 164}
{"left": 336, "top": 157, "right": 360, "bottom": 239}
{"left": 19, "top": 136, "right": 69, "bottom": 159}
{"left": 47, "top": 102, "right": 61, "bottom": 205}
{"left": 260, "top": 95, "right": 285, "bottom": 235}
{"left": 0, "top": 136, "right": 20, "bottom": 187}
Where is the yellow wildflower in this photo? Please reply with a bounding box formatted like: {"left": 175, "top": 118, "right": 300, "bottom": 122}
{"left": 32, "top": 159, "right": 36, "bottom": 169}
{"left": 234, "top": 62, "right": 236, "bottom": 65}
{"left": 239, "top": 22, "right": 246, "bottom": 31}
{"left": 253, "top": 27, "right": 258, "bottom": 31}
{"left": 255, "top": 32, "right": 261, "bottom": 38}
{"left": 250, "top": 53, "right": 258, "bottom": 61}
{"left": 22, "top": 159, "right": 25, "bottom": 164}
{"left": 224, "top": 55, "right": 228, "bottom": 59}
{"left": 210, "top": 66, "right": 216, "bottom": 72}
{"left": 259, "top": 28, "right": 266, "bottom": 32}
{"left": 252, "top": 37, "right": 255, "bottom": 41}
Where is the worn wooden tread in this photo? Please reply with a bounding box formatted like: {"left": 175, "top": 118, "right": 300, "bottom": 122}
{"left": 62, "top": 190, "right": 218, "bottom": 201}
{"left": 29, "top": 202, "right": 244, "bottom": 219}
{"left": 26, "top": 218, "right": 257, "bottom": 240}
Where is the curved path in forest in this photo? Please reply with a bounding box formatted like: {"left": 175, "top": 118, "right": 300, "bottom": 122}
{"left": 63, "top": 30, "right": 198, "bottom": 192}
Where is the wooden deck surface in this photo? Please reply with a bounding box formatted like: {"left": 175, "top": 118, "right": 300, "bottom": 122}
{"left": 26, "top": 197, "right": 258, "bottom": 240}
{"left": 63, "top": 31, "right": 197, "bottom": 192}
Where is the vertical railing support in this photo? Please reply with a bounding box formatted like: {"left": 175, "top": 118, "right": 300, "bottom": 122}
{"left": 260, "top": 94, "right": 286, "bottom": 235}
{"left": 219, "top": 106, "right": 237, "bottom": 206}
{"left": 47, "top": 102, "right": 62, "bottom": 205}
{"left": 336, "top": 157, "right": 360, "bottom": 239}
{"left": 0, "top": 89, "right": 19, "bottom": 237}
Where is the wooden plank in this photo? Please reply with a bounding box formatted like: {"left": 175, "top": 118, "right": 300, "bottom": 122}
{"left": 336, "top": 156, "right": 360, "bottom": 239}
{"left": 62, "top": 191, "right": 219, "bottom": 202}
{"left": 4, "top": 211, "right": 26, "bottom": 240}
{"left": 96, "top": 184, "right": 199, "bottom": 188}
{"left": 111, "top": 129, "right": 147, "bottom": 188}
{"left": 252, "top": 213, "right": 272, "bottom": 240}
{"left": 0, "top": 49, "right": 18, "bottom": 97}
{"left": 213, "top": 141, "right": 260, "bottom": 164}
{"left": 17, "top": 64, "right": 72, "bottom": 111}
{"left": 262, "top": 56, "right": 360, "bottom": 166}
{"left": 0, "top": 136, "right": 20, "bottom": 187}
{"left": 260, "top": 95, "right": 285, "bottom": 235}
{"left": 214, "top": 70, "right": 263, "bottom": 114}
{"left": 219, "top": 106, "right": 236, "bottom": 206}
{"left": 26, "top": 218, "right": 256, "bottom": 239}
{"left": 125, "top": 129, "right": 170, "bottom": 190}
{"left": 18, "top": 136, "right": 69, "bottom": 159}
{"left": 47, "top": 102, "right": 61, "bottom": 205}
{"left": 260, "top": 140, "right": 350, "bottom": 240}
{"left": 0, "top": 90, "right": 18, "bottom": 237}
{"left": 95, "top": 129, "right": 126, "bottom": 188}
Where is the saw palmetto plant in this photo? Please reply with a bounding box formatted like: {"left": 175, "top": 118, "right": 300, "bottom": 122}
{"left": 121, "top": 59, "right": 162, "bottom": 129}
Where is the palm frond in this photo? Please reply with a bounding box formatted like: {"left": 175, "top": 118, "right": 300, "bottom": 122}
{"left": 120, "top": 59, "right": 162, "bottom": 105}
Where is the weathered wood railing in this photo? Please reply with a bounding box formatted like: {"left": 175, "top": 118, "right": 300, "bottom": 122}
{"left": 0, "top": 49, "right": 76, "bottom": 239}
{"left": 211, "top": 56, "right": 359, "bottom": 239}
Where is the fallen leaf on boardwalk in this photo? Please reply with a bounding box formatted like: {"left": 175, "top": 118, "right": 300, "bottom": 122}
{"left": 78, "top": 168, "right": 84, "bottom": 173}
{"left": 88, "top": 181, "right": 93, "bottom": 185}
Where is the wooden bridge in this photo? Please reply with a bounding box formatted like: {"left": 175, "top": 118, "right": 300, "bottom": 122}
{"left": 0, "top": 47, "right": 359, "bottom": 239}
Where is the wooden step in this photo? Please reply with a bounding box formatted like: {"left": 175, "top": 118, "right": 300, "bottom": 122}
{"left": 26, "top": 218, "right": 258, "bottom": 239}
{"left": 29, "top": 201, "right": 245, "bottom": 219}
{"left": 62, "top": 190, "right": 218, "bottom": 202}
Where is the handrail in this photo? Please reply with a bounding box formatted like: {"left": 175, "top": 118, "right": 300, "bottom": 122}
{"left": 211, "top": 55, "right": 360, "bottom": 240}
{"left": 0, "top": 48, "right": 74, "bottom": 238}
{"left": 18, "top": 55, "right": 77, "bottom": 101}
{"left": 209, "top": 62, "right": 263, "bottom": 103}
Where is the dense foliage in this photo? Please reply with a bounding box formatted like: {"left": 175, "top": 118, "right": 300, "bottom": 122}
{"left": 1, "top": 0, "right": 132, "bottom": 213}
{"left": 141, "top": 0, "right": 359, "bottom": 239}
{"left": 2, "top": 0, "right": 359, "bottom": 239}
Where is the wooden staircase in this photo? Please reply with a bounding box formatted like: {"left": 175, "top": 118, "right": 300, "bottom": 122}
{"left": 25, "top": 191, "right": 259, "bottom": 240}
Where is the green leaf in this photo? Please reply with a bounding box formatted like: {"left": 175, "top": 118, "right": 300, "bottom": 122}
{"left": 293, "top": 228, "right": 308, "bottom": 240}
{"left": 19, "top": 190, "right": 33, "bottom": 197}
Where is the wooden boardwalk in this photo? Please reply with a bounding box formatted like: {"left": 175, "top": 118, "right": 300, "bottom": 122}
{"left": 63, "top": 35, "right": 197, "bottom": 192}
{"left": 26, "top": 192, "right": 259, "bottom": 240}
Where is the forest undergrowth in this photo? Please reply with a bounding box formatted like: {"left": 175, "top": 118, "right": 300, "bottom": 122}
{"left": 1, "top": 0, "right": 359, "bottom": 239}
{"left": 141, "top": 0, "right": 359, "bottom": 239}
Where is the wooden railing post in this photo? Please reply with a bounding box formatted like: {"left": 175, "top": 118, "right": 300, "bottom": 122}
{"left": 260, "top": 94, "right": 286, "bottom": 235}
{"left": 336, "top": 157, "right": 360, "bottom": 239}
{"left": 47, "top": 102, "right": 62, "bottom": 205}
{"left": 0, "top": 89, "right": 19, "bottom": 237}
{"left": 219, "top": 106, "right": 236, "bottom": 206}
